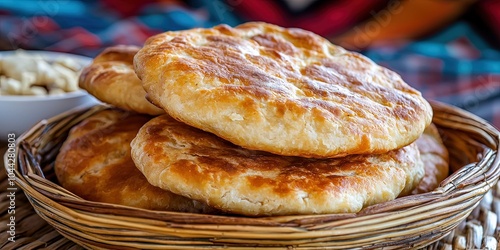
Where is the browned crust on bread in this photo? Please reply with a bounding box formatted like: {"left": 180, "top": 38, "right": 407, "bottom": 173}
{"left": 55, "top": 109, "right": 213, "bottom": 213}
{"left": 131, "top": 115, "right": 425, "bottom": 216}
{"left": 410, "top": 124, "right": 449, "bottom": 194}
{"left": 79, "top": 45, "right": 164, "bottom": 115}
{"left": 134, "top": 22, "right": 433, "bottom": 157}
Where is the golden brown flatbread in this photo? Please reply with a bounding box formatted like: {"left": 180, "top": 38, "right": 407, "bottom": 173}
{"left": 134, "top": 22, "right": 433, "bottom": 158}
{"left": 410, "top": 124, "right": 449, "bottom": 194}
{"left": 131, "top": 114, "right": 425, "bottom": 216}
{"left": 55, "top": 109, "right": 212, "bottom": 213}
{"left": 79, "top": 45, "right": 164, "bottom": 115}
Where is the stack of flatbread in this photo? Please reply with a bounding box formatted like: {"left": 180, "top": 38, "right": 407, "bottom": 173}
{"left": 55, "top": 22, "right": 449, "bottom": 216}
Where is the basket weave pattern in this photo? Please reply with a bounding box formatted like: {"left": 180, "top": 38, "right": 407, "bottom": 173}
{"left": 4, "top": 101, "right": 500, "bottom": 249}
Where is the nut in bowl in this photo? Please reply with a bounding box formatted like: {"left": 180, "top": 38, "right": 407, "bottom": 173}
{"left": 0, "top": 50, "right": 100, "bottom": 140}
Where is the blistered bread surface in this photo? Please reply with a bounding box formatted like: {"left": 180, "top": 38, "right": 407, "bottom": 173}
{"left": 134, "top": 22, "right": 433, "bottom": 157}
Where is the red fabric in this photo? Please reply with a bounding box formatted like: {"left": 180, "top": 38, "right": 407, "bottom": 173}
{"left": 234, "top": 0, "right": 386, "bottom": 36}
{"left": 30, "top": 16, "right": 60, "bottom": 32}
{"left": 236, "top": 0, "right": 287, "bottom": 26}
{"left": 101, "top": 0, "right": 155, "bottom": 17}
{"left": 298, "top": 0, "right": 386, "bottom": 36}
{"left": 479, "top": 0, "right": 500, "bottom": 42}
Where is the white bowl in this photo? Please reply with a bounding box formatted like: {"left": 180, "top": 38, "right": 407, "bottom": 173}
{"left": 0, "top": 51, "right": 100, "bottom": 140}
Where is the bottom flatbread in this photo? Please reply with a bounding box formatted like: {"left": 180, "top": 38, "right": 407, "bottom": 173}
{"left": 55, "top": 109, "right": 213, "bottom": 213}
{"left": 411, "top": 124, "right": 449, "bottom": 195}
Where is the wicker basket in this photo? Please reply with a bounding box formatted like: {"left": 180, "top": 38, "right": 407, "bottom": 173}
{"left": 6, "top": 101, "right": 500, "bottom": 249}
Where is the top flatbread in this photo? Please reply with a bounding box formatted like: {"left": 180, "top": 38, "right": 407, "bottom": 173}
{"left": 134, "top": 22, "right": 433, "bottom": 158}
{"left": 131, "top": 114, "right": 424, "bottom": 216}
{"left": 79, "top": 45, "right": 164, "bottom": 115}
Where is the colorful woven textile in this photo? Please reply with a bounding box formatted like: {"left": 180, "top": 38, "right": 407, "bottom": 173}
{"left": 0, "top": 0, "right": 498, "bottom": 128}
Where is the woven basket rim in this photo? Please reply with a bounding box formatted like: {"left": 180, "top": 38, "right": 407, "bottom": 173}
{"left": 6, "top": 100, "right": 500, "bottom": 249}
